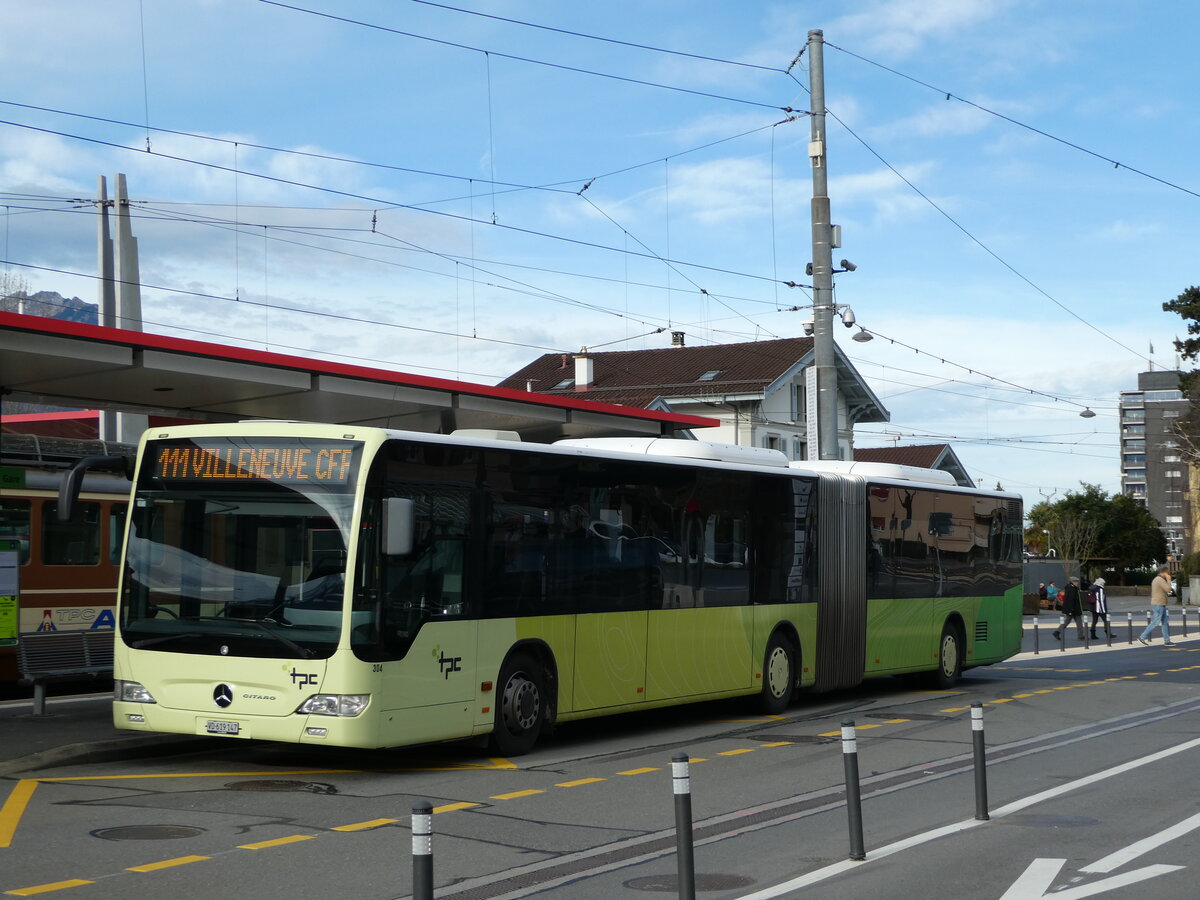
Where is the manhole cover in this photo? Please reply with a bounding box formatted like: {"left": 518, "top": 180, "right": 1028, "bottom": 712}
{"left": 625, "top": 874, "right": 756, "bottom": 892}
{"left": 225, "top": 780, "right": 338, "bottom": 794}
{"left": 93, "top": 825, "right": 205, "bottom": 841}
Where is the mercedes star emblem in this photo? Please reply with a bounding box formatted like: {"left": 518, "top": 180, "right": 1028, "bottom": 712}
{"left": 213, "top": 684, "right": 234, "bottom": 708}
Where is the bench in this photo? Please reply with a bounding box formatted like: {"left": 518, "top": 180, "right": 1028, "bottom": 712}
{"left": 17, "top": 630, "right": 115, "bottom": 716}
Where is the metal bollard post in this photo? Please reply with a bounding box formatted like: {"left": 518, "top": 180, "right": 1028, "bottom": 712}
{"left": 1128, "top": 612, "right": 1133, "bottom": 644}
{"left": 1183, "top": 608, "right": 1188, "bottom": 638}
{"left": 971, "top": 703, "right": 989, "bottom": 820}
{"left": 841, "top": 721, "right": 866, "bottom": 861}
{"left": 1082, "top": 616, "right": 1090, "bottom": 650}
{"left": 1058, "top": 614, "right": 1066, "bottom": 652}
{"left": 1032, "top": 616, "right": 1039, "bottom": 655}
{"left": 412, "top": 801, "right": 433, "bottom": 900}
{"left": 671, "top": 753, "right": 696, "bottom": 900}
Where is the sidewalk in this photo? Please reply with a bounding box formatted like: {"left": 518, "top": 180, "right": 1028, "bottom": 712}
{"left": 0, "top": 692, "right": 211, "bottom": 778}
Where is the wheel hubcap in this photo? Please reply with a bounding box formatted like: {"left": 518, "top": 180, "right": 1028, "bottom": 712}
{"left": 942, "top": 636, "right": 957, "bottom": 676}
{"left": 502, "top": 674, "right": 539, "bottom": 732}
{"left": 766, "top": 647, "right": 790, "bottom": 698}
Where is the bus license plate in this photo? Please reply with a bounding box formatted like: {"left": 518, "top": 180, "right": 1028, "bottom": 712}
{"left": 206, "top": 720, "right": 240, "bottom": 735}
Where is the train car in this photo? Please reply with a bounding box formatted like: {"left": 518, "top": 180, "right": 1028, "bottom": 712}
{"left": 0, "top": 434, "right": 133, "bottom": 683}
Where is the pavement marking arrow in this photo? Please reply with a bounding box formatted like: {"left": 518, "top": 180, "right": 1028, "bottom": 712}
{"left": 999, "top": 858, "right": 1182, "bottom": 899}
{"left": 1081, "top": 810, "right": 1200, "bottom": 874}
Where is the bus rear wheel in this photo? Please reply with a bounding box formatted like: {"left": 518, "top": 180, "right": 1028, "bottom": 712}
{"left": 757, "top": 633, "right": 796, "bottom": 714}
{"left": 933, "top": 625, "right": 962, "bottom": 688}
{"left": 489, "top": 652, "right": 546, "bottom": 757}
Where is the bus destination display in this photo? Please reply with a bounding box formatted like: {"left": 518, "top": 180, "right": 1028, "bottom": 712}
{"left": 151, "top": 441, "right": 359, "bottom": 485}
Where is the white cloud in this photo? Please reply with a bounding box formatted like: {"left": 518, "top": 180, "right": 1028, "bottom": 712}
{"left": 832, "top": 0, "right": 1016, "bottom": 58}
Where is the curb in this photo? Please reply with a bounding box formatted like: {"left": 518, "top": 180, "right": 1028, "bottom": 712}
{"left": 0, "top": 733, "right": 216, "bottom": 779}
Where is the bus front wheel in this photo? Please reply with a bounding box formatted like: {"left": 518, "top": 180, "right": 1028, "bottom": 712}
{"left": 489, "top": 652, "right": 546, "bottom": 757}
{"left": 757, "top": 633, "right": 796, "bottom": 715}
{"left": 933, "top": 625, "right": 962, "bottom": 688}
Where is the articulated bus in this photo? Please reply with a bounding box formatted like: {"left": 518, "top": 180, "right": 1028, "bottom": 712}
{"left": 0, "top": 435, "right": 132, "bottom": 684}
{"left": 101, "top": 422, "right": 1023, "bottom": 755}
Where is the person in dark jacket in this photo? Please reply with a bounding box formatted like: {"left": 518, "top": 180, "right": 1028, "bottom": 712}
{"left": 1053, "top": 576, "right": 1086, "bottom": 641}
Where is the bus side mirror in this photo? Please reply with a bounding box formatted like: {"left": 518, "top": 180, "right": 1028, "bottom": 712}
{"left": 383, "top": 497, "right": 415, "bottom": 556}
{"left": 58, "top": 454, "right": 132, "bottom": 522}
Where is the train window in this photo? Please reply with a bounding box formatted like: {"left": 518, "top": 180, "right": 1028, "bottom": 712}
{"left": 0, "top": 500, "right": 31, "bottom": 565}
{"left": 109, "top": 504, "right": 127, "bottom": 564}
{"left": 41, "top": 501, "right": 101, "bottom": 566}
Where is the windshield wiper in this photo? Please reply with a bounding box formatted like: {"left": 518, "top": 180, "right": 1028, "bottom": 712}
{"left": 131, "top": 621, "right": 315, "bottom": 658}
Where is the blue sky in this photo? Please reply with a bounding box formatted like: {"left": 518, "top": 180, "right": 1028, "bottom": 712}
{"left": 2, "top": 0, "right": 1198, "bottom": 511}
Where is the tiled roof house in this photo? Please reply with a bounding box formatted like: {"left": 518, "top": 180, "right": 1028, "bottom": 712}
{"left": 853, "top": 443, "right": 973, "bottom": 487}
{"left": 498, "top": 336, "right": 889, "bottom": 461}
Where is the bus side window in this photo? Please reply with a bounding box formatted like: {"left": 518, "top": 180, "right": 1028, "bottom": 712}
{"left": 42, "top": 500, "right": 101, "bottom": 565}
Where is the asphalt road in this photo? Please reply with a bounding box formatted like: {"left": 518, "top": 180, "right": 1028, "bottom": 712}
{"left": 4, "top": 640, "right": 1200, "bottom": 899}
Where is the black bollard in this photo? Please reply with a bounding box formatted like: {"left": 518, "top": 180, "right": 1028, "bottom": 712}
{"left": 971, "top": 703, "right": 989, "bottom": 820}
{"left": 671, "top": 753, "right": 696, "bottom": 900}
{"left": 841, "top": 721, "right": 866, "bottom": 861}
{"left": 412, "top": 801, "right": 433, "bottom": 900}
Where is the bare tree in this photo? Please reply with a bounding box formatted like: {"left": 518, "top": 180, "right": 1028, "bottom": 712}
{"left": 1049, "top": 512, "right": 1101, "bottom": 568}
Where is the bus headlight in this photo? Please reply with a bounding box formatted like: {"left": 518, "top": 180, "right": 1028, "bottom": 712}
{"left": 296, "top": 694, "right": 369, "bottom": 717}
{"left": 115, "top": 680, "right": 157, "bottom": 704}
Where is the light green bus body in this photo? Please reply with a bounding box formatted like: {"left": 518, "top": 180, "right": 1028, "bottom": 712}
{"left": 111, "top": 423, "right": 1020, "bottom": 752}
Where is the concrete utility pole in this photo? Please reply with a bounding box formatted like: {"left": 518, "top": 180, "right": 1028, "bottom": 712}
{"left": 807, "top": 28, "right": 840, "bottom": 460}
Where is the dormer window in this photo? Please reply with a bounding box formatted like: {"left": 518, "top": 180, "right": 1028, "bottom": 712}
{"left": 696, "top": 370, "right": 721, "bottom": 382}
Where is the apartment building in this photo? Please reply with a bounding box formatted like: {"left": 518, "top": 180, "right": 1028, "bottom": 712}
{"left": 1119, "top": 369, "right": 1190, "bottom": 556}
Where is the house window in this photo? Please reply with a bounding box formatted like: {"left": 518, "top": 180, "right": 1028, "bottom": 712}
{"left": 552, "top": 378, "right": 573, "bottom": 390}
{"left": 763, "top": 435, "right": 781, "bottom": 451}
{"left": 696, "top": 370, "right": 721, "bottom": 382}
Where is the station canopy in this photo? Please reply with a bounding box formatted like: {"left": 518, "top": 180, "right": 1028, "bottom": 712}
{"left": 0, "top": 312, "right": 717, "bottom": 443}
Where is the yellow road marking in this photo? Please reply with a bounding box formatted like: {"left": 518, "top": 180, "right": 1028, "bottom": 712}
{"left": 331, "top": 818, "right": 398, "bottom": 831}
{"left": 617, "top": 767, "right": 660, "bottom": 775}
{"left": 0, "top": 781, "right": 38, "bottom": 849}
{"left": 127, "top": 855, "right": 210, "bottom": 872}
{"left": 990, "top": 698, "right": 1014, "bottom": 704}
{"left": 491, "top": 789, "right": 545, "bottom": 800}
{"left": 5, "top": 879, "right": 95, "bottom": 895}
{"left": 556, "top": 778, "right": 605, "bottom": 788}
{"left": 433, "top": 802, "right": 480, "bottom": 813}
{"left": 35, "top": 769, "right": 359, "bottom": 783}
{"left": 760, "top": 741, "right": 794, "bottom": 747}
{"left": 238, "top": 835, "right": 315, "bottom": 850}
{"left": 717, "top": 749, "right": 755, "bottom": 756}
{"left": 882, "top": 718, "right": 910, "bottom": 724}
{"left": 1012, "top": 693, "right": 1035, "bottom": 698}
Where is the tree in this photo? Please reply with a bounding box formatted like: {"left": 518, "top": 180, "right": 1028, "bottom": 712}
{"left": 1026, "top": 483, "right": 1166, "bottom": 582}
{"left": 1163, "top": 286, "right": 1200, "bottom": 462}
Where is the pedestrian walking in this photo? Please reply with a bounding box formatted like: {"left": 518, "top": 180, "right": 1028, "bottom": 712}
{"left": 1054, "top": 576, "right": 1086, "bottom": 641}
{"left": 1139, "top": 565, "right": 1175, "bottom": 646}
{"left": 1089, "top": 577, "right": 1113, "bottom": 640}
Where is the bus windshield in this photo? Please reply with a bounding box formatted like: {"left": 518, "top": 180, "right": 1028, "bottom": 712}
{"left": 119, "top": 437, "right": 362, "bottom": 659}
